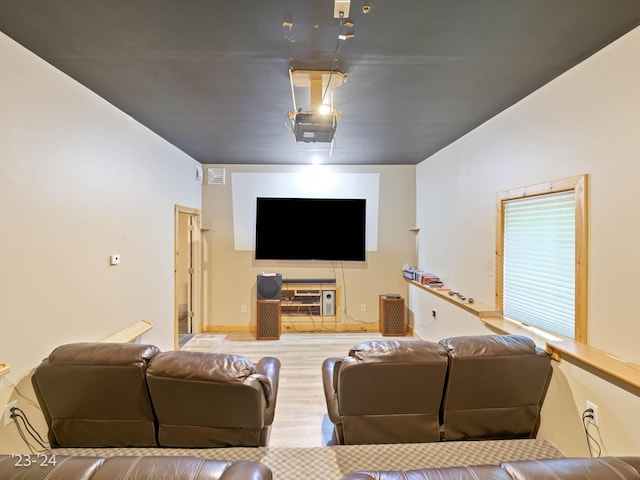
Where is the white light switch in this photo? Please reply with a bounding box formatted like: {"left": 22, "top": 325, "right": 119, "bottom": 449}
{"left": 110, "top": 255, "right": 121, "bottom": 265}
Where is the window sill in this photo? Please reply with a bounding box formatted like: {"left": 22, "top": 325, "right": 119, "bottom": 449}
{"left": 409, "top": 278, "right": 640, "bottom": 392}
{"left": 545, "top": 340, "right": 640, "bottom": 391}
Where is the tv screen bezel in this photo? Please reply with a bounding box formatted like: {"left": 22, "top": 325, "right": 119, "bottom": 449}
{"left": 254, "top": 197, "right": 366, "bottom": 262}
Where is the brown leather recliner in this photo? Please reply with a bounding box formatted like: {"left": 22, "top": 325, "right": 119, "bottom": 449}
{"left": 146, "top": 350, "right": 281, "bottom": 447}
{"left": 31, "top": 342, "right": 160, "bottom": 447}
{"left": 438, "top": 334, "right": 553, "bottom": 441}
{"left": 0, "top": 455, "right": 273, "bottom": 480}
{"left": 322, "top": 339, "right": 449, "bottom": 445}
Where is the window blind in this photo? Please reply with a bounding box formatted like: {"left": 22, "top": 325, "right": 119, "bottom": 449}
{"left": 503, "top": 190, "right": 575, "bottom": 338}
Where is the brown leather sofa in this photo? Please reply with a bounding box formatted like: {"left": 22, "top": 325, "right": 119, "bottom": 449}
{"left": 322, "top": 339, "right": 449, "bottom": 444}
{"left": 439, "top": 334, "right": 553, "bottom": 440}
{"left": 31, "top": 342, "right": 160, "bottom": 447}
{"left": 322, "top": 335, "right": 552, "bottom": 445}
{"left": 339, "top": 456, "right": 640, "bottom": 479}
{"left": 146, "top": 350, "right": 280, "bottom": 447}
{"left": 0, "top": 455, "right": 272, "bottom": 480}
{"left": 31, "top": 343, "right": 280, "bottom": 448}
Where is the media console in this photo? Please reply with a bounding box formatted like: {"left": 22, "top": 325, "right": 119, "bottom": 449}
{"left": 280, "top": 278, "right": 340, "bottom": 327}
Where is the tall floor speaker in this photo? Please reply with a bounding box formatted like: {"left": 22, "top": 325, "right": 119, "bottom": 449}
{"left": 257, "top": 300, "right": 281, "bottom": 340}
{"left": 379, "top": 295, "right": 407, "bottom": 336}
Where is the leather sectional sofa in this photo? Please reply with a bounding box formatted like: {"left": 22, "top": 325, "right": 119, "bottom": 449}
{"left": 323, "top": 334, "right": 553, "bottom": 444}
{"left": 31, "top": 342, "right": 280, "bottom": 448}
{"left": 340, "top": 456, "right": 640, "bottom": 480}
{"left": 0, "top": 454, "right": 272, "bottom": 480}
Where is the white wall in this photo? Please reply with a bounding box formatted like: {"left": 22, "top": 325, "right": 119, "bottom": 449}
{"left": 412, "top": 26, "right": 640, "bottom": 456}
{"left": 0, "top": 32, "right": 201, "bottom": 452}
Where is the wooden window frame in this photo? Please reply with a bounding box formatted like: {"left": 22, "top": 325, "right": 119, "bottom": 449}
{"left": 496, "top": 174, "right": 588, "bottom": 342}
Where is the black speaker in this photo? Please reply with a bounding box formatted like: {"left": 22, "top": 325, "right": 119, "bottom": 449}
{"left": 257, "top": 273, "right": 282, "bottom": 300}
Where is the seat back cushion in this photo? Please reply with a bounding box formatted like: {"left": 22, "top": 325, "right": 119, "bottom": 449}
{"left": 0, "top": 455, "right": 105, "bottom": 480}
{"left": 501, "top": 457, "right": 640, "bottom": 480}
{"left": 31, "top": 342, "right": 159, "bottom": 447}
{"left": 146, "top": 351, "right": 269, "bottom": 447}
{"left": 91, "top": 456, "right": 273, "bottom": 480}
{"left": 439, "top": 335, "right": 553, "bottom": 440}
{"left": 335, "top": 340, "right": 448, "bottom": 444}
{"left": 340, "top": 465, "right": 512, "bottom": 480}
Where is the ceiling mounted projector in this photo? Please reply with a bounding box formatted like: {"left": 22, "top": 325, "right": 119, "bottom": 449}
{"left": 288, "top": 69, "right": 346, "bottom": 144}
{"left": 293, "top": 112, "right": 338, "bottom": 143}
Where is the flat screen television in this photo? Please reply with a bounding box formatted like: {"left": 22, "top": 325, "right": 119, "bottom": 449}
{"left": 255, "top": 197, "right": 366, "bottom": 261}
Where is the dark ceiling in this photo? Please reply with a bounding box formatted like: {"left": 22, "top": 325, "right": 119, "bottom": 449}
{"left": 1, "top": 1, "right": 640, "bottom": 165}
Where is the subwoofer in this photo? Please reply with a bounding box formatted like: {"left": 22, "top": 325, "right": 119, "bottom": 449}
{"left": 256, "top": 300, "right": 281, "bottom": 340}
{"left": 379, "top": 295, "right": 407, "bottom": 336}
{"left": 257, "top": 273, "right": 282, "bottom": 300}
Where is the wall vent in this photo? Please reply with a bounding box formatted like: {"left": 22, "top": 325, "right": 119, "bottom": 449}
{"left": 207, "top": 168, "right": 226, "bottom": 185}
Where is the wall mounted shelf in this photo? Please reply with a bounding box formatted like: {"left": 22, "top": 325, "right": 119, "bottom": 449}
{"left": 405, "top": 278, "right": 500, "bottom": 318}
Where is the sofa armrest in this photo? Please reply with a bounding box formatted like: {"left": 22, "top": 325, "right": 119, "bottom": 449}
{"left": 322, "top": 357, "right": 342, "bottom": 424}
{"left": 255, "top": 357, "right": 281, "bottom": 426}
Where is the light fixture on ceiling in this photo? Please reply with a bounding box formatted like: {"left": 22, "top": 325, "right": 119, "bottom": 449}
{"left": 288, "top": 69, "right": 346, "bottom": 144}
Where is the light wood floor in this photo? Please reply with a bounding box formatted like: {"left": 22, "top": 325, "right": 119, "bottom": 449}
{"left": 182, "top": 332, "right": 416, "bottom": 448}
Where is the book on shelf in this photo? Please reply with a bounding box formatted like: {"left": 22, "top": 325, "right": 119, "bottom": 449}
{"left": 419, "top": 273, "right": 440, "bottom": 284}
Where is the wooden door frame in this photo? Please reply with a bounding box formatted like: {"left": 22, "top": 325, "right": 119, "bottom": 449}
{"left": 174, "top": 205, "right": 203, "bottom": 350}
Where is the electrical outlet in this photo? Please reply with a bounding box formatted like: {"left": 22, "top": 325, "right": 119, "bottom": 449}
{"left": 241, "top": 304, "right": 247, "bottom": 313}
{"left": 586, "top": 400, "right": 599, "bottom": 427}
{"left": 360, "top": 304, "right": 366, "bottom": 312}
{"left": 4, "top": 400, "right": 17, "bottom": 426}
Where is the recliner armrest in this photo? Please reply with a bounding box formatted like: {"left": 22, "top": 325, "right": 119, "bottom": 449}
{"left": 322, "top": 357, "right": 342, "bottom": 424}
{"left": 255, "top": 357, "right": 281, "bottom": 426}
